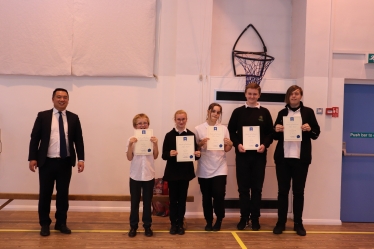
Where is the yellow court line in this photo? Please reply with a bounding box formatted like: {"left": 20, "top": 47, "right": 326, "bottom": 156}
{"left": 301, "top": 231, "right": 374, "bottom": 235}
{"left": 226, "top": 230, "right": 374, "bottom": 235}
{"left": 231, "top": 232, "right": 247, "bottom": 249}
{"left": 1, "top": 229, "right": 374, "bottom": 235}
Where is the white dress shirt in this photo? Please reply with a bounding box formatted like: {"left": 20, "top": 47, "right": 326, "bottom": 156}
{"left": 47, "top": 108, "right": 70, "bottom": 158}
{"left": 245, "top": 102, "right": 261, "bottom": 109}
{"left": 174, "top": 127, "right": 187, "bottom": 134}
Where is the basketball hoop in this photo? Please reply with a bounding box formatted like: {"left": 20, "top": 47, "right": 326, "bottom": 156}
{"left": 232, "top": 24, "right": 275, "bottom": 85}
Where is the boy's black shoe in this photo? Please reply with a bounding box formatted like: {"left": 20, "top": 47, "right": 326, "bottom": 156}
{"left": 144, "top": 227, "right": 153, "bottom": 237}
{"left": 40, "top": 225, "right": 50, "bottom": 236}
{"left": 273, "top": 223, "right": 286, "bottom": 234}
{"left": 212, "top": 219, "right": 222, "bottom": 231}
{"left": 170, "top": 225, "right": 178, "bottom": 235}
{"left": 54, "top": 224, "right": 71, "bottom": 234}
{"left": 237, "top": 218, "right": 248, "bottom": 230}
{"left": 251, "top": 219, "right": 261, "bottom": 231}
{"left": 128, "top": 228, "right": 137, "bottom": 237}
{"left": 205, "top": 222, "right": 213, "bottom": 231}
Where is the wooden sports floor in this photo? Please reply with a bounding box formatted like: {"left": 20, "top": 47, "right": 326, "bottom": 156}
{"left": 1, "top": 211, "right": 374, "bottom": 249}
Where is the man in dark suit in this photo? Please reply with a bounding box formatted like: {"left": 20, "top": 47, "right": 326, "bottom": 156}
{"left": 28, "top": 88, "right": 85, "bottom": 236}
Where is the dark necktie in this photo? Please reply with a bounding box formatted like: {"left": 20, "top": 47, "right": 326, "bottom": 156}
{"left": 58, "top": 111, "right": 67, "bottom": 158}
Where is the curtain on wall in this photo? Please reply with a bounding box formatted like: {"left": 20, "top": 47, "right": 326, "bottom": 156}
{"left": 0, "top": 0, "right": 156, "bottom": 77}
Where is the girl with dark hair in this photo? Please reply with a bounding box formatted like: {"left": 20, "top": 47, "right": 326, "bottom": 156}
{"left": 195, "top": 103, "right": 233, "bottom": 231}
{"left": 272, "top": 85, "right": 320, "bottom": 236}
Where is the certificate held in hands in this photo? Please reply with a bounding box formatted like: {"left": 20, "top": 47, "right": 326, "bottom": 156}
{"left": 134, "top": 129, "right": 153, "bottom": 155}
{"left": 176, "top": 135, "right": 195, "bottom": 162}
{"left": 242, "top": 126, "right": 260, "bottom": 150}
{"left": 207, "top": 126, "right": 224, "bottom": 150}
{"left": 283, "top": 116, "right": 302, "bottom": 141}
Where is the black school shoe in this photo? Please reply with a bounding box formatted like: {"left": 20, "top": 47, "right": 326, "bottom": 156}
{"left": 40, "top": 225, "right": 50, "bottom": 236}
{"left": 170, "top": 225, "right": 178, "bottom": 235}
{"left": 212, "top": 219, "right": 222, "bottom": 231}
{"left": 251, "top": 219, "right": 261, "bottom": 231}
{"left": 273, "top": 222, "right": 286, "bottom": 234}
{"left": 54, "top": 224, "right": 71, "bottom": 234}
{"left": 128, "top": 228, "right": 137, "bottom": 237}
{"left": 237, "top": 218, "right": 248, "bottom": 230}
{"left": 178, "top": 226, "right": 185, "bottom": 235}
{"left": 144, "top": 227, "right": 153, "bottom": 237}
{"left": 294, "top": 223, "right": 306, "bottom": 236}
{"left": 205, "top": 222, "right": 213, "bottom": 231}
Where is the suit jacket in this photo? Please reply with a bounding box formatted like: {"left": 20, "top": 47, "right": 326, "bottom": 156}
{"left": 28, "top": 109, "right": 85, "bottom": 167}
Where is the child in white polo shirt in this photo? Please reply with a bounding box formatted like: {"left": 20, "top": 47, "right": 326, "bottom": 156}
{"left": 126, "top": 113, "right": 159, "bottom": 238}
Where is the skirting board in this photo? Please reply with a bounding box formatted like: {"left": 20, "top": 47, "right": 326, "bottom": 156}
{"left": 187, "top": 211, "right": 278, "bottom": 219}
{"left": 1, "top": 205, "right": 130, "bottom": 213}
{"left": 302, "top": 219, "right": 342, "bottom": 225}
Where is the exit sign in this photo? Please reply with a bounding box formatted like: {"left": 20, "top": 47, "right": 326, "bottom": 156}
{"left": 368, "top": 54, "right": 374, "bottom": 63}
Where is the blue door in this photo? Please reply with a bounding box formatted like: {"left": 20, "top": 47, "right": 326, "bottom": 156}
{"left": 341, "top": 84, "right": 374, "bottom": 222}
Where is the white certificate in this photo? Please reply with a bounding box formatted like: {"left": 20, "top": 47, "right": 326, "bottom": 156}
{"left": 283, "top": 116, "right": 302, "bottom": 141}
{"left": 242, "top": 126, "right": 260, "bottom": 150}
{"left": 176, "top": 135, "right": 195, "bottom": 162}
{"left": 207, "top": 126, "right": 224, "bottom": 151}
{"left": 133, "top": 129, "right": 153, "bottom": 155}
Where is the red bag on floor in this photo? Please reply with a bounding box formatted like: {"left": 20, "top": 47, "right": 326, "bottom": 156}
{"left": 152, "top": 178, "right": 170, "bottom": 217}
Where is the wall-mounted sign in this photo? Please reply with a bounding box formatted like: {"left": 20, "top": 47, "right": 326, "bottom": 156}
{"left": 368, "top": 54, "right": 374, "bottom": 64}
{"left": 350, "top": 132, "right": 374, "bottom": 138}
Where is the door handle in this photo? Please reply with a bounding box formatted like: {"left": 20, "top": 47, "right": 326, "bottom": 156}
{"left": 342, "top": 142, "right": 374, "bottom": 157}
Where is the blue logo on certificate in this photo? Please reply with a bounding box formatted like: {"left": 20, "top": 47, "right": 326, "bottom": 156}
{"left": 250, "top": 127, "right": 253, "bottom": 131}
{"left": 297, "top": 135, "right": 300, "bottom": 138}
{"left": 183, "top": 137, "right": 187, "bottom": 141}
{"left": 148, "top": 149, "right": 151, "bottom": 152}
{"left": 290, "top": 117, "right": 294, "bottom": 121}
{"left": 142, "top": 130, "right": 146, "bottom": 134}
{"left": 219, "top": 144, "right": 223, "bottom": 147}
{"left": 214, "top": 127, "right": 217, "bottom": 131}
{"left": 255, "top": 144, "right": 258, "bottom": 147}
{"left": 189, "top": 155, "right": 193, "bottom": 158}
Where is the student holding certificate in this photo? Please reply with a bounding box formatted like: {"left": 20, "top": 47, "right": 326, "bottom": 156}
{"left": 227, "top": 83, "right": 273, "bottom": 231}
{"left": 272, "top": 85, "right": 320, "bottom": 236}
{"left": 126, "top": 113, "right": 159, "bottom": 238}
{"left": 195, "top": 103, "right": 233, "bottom": 231}
{"left": 162, "top": 110, "right": 201, "bottom": 235}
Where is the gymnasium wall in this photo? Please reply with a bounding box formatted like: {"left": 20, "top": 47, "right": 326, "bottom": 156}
{"left": 1, "top": 0, "right": 374, "bottom": 224}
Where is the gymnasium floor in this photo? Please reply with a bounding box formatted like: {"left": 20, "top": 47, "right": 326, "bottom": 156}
{"left": 1, "top": 211, "right": 374, "bottom": 249}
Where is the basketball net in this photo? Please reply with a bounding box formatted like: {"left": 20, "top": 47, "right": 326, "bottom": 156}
{"left": 232, "top": 24, "right": 275, "bottom": 85}
{"left": 234, "top": 52, "right": 274, "bottom": 85}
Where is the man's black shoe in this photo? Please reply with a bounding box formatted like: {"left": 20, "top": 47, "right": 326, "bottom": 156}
{"left": 294, "top": 223, "right": 306, "bottom": 236}
{"left": 40, "top": 225, "right": 50, "bottom": 236}
{"left": 128, "top": 228, "right": 137, "bottom": 237}
{"left": 54, "top": 224, "right": 71, "bottom": 234}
